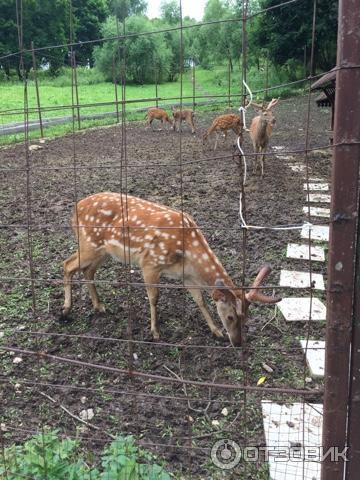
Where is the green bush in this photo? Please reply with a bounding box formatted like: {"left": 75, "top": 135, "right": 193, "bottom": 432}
{"left": 0, "top": 430, "right": 172, "bottom": 480}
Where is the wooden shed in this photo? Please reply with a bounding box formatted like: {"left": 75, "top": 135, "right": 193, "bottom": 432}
{"left": 311, "top": 67, "right": 336, "bottom": 134}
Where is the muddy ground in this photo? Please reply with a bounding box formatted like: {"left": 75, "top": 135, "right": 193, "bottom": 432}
{"left": 0, "top": 95, "right": 331, "bottom": 478}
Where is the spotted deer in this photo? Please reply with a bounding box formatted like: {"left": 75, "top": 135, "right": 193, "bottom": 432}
{"left": 62, "top": 192, "right": 280, "bottom": 346}
{"left": 249, "top": 98, "right": 279, "bottom": 176}
{"left": 172, "top": 108, "right": 196, "bottom": 134}
{"left": 203, "top": 114, "right": 243, "bottom": 150}
{"left": 145, "top": 107, "right": 173, "bottom": 130}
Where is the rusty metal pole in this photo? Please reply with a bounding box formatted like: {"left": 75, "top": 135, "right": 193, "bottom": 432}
{"left": 228, "top": 57, "right": 231, "bottom": 107}
{"left": 321, "top": 0, "right": 360, "bottom": 479}
{"left": 30, "top": 41, "right": 43, "bottom": 138}
{"left": 112, "top": 55, "right": 119, "bottom": 123}
{"left": 155, "top": 63, "right": 159, "bottom": 108}
{"left": 192, "top": 60, "right": 195, "bottom": 111}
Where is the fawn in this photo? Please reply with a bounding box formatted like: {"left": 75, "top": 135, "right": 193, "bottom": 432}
{"left": 203, "top": 114, "right": 243, "bottom": 150}
{"left": 145, "top": 107, "right": 173, "bottom": 130}
{"left": 249, "top": 98, "right": 279, "bottom": 176}
{"left": 62, "top": 192, "right": 280, "bottom": 346}
{"left": 172, "top": 108, "right": 196, "bottom": 134}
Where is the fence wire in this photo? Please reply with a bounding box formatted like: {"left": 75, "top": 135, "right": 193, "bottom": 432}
{"left": 0, "top": 0, "right": 348, "bottom": 478}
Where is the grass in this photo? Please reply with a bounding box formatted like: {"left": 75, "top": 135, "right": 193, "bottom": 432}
{"left": 0, "top": 63, "right": 305, "bottom": 146}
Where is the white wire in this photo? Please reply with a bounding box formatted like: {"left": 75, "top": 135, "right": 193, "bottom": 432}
{"left": 236, "top": 81, "right": 313, "bottom": 231}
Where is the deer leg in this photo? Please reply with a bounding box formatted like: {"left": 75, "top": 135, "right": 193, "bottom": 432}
{"left": 142, "top": 267, "right": 161, "bottom": 339}
{"left": 253, "top": 147, "right": 259, "bottom": 174}
{"left": 261, "top": 148, "right": 265, "bottom": 176}
{"left": 187, "top": 288, "right": 224, "bottom": 338}
{"left": 214, "top": 132, "right": 219, "bottom": 150}
{"left": 83, "top": 255, "right": 108, "bottom": 313}
{"left": 63, "top": 250, "right": 97, "bottom": 316}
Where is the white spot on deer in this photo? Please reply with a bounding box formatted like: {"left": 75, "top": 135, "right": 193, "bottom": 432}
{"left": 202, "top": 253, "right": 209, "bottom": 261}
{"left": 100, "top": 209, "right": 113, "bottom": 216}
{"left": 96, "top": 218, "right": 100, "bottom": 223}
{"left": 155, "top": 229, "right": 161, "bottom": 236}
{"left": 85, "top": 214, "right": 89, "bottom": 221}
{"left": 177, "top": 240, "right": 182, "bottom": 246}
{"left": 192, "top": 240, "right": 200, "bottom": 247}
{"left": 93, "top": 202, "right": 98, "bottom": 207}
{"left": 131, "top": 215, "right": 138, "bottom": 222}
{"left": 107, "top": 239, "right": 123, "bottom": 248}
{"left": 211, "top": 265, "right": 216, "bottom": 271}
{"left": 191, "top": 231, "right": 196, "bottom": 238}
{"left": 205, "top": 267, "right": 210, "bottom": 273}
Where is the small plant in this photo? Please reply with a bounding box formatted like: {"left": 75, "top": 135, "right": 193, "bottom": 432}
{"left": 0, "top": 430, "right": 172, "bottom": 480}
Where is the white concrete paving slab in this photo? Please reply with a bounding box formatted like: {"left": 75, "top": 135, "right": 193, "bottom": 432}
{"left": 262, "top": 401, "right": 323, "bottom": 480}
{"left": 278, "top": 297, "right": 326, "bottom": 322}
{"left": 303, "top": 183, "right": 329, "bottom": 191}
{"left": 288, "top": 164, "right": 306, "bottom": 172}
{"left": 280, "top": 270, "right": 325, "bottom": 290}
{"left": 303, "top": 206, "right": 330, "bottom": 218}
{"left": 306, "top": 193, "right": 331, "bottom": 203}
{"left": 287, "top": 243, "right": 325, "bottom": 262}
{"left": 301, "top": 224, "right": 329, "bottom": 242}
{"left": 300, "top": 340, "right": 325, "bottom": 377}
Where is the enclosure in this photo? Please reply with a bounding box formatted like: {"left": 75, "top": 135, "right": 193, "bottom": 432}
{"left": 0, "top": 1, "right": 359, "bottom": 479}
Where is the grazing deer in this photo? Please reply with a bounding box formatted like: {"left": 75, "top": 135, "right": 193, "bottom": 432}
{"left": 62, "top": 192, "right": 280, "bottom": 346}
{"left": 203, "top": 114, "right": 243, "bottom": 150}
{"left": 172, "top": 108, "right": 196, "bottom": 134}
{"left": 249, "top": 98, "right": 279, "bottom": 176}
{"left": 145, "top": 107, "right": 173, "bottom": 130}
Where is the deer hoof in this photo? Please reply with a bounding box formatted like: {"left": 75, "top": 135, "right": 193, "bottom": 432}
{"left": 95, "top": 303, "right": 106, "bottom": 313}
{"left": 212, "top": 328, "right": 224, "bottom": 338}
{"left": 151, "top": 329, "right": 160, "bottom": 340}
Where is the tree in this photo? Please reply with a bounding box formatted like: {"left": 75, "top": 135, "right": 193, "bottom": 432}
{"left": 160, "top": 0, "right": 180, "bottom": 24}
{"left": 94, "top": 15, "right": 173, "bottom": 84}
{"left": 109, "top": 0, "right": 147, "bottom": 22}
{"left": 251, "top": 0, "right": 338, "bottom": 72}
{"left": 0, "top": 0, "right": 18, "bottom": 78}
{"left": 72, "top": 0, "right": 110, "bottom": 67}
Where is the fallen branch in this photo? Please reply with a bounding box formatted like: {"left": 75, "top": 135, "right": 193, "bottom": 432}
{"left": 39, "top": 391, "right": 116, "bottom": 439}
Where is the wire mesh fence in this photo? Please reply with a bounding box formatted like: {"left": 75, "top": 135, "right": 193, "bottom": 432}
{"left": 0, "top": 0, "right": 358, "bottom": 479}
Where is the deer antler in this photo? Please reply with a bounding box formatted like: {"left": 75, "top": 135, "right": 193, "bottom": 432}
{"left": 266, "top": 98, "right": 280, "bottom": 110}
{"left": 251, "top": 101, "right": 265, "bottom": 110}
{"left": 245, "top": 265, "right": 282, "bottom": 304}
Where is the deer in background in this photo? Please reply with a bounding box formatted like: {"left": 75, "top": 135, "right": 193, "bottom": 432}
{"left": 203, "top": 114, "right": 243, "bottom": 150}
{"left": 249, "top": 98, "right": 279, "bottom": 176}
{"left": 62, "top": 192, "right": 281, "bottom": 346}
{"left": 145, "top": 107, "right": 173, "bottom": 130}
{"left": 172, "top": 108, "right": 196, "bottom": 134}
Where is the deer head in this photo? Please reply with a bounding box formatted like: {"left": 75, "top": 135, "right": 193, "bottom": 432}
{"left": 212, "top": 265, "right": 281, "bottom": 347}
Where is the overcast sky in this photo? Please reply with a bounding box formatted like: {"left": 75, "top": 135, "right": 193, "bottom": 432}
{"left": 146, "top": 0, "right": 207, "bottom": 21}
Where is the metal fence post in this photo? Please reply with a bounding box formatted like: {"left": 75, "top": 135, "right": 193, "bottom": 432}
{"left": 321, "top": 0, "right": 360, "bottom": 479}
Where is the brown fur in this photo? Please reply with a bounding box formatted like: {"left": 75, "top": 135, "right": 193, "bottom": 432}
{"left": 62, "top": 192, "right": 280, "bottom": 345}
{"left": 172, "top": 108, "right": 196, "bottom": 134}
{"left": 203, "top": 114, "right": 243, "bottom": 150}
{"left": 145, "top": 107, "right": 172, "bottom": 130}
{"left": 249, "top": 98, "right": 279, "bottom": 176}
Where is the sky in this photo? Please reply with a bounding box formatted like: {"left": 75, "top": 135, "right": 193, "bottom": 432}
{"left": 146, "top": 0, "right": 207, "bottom": 21}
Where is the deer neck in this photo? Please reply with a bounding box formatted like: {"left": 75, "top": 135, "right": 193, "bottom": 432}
{"left": 184, "top": 240, "right": 236, "bottom": 291}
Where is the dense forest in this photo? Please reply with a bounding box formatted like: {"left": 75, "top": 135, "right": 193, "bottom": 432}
{"left": 0, "top": 0, "right": 338, "bottom": 83}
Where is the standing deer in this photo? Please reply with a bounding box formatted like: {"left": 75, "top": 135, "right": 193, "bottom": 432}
{"left": 203, "top": 114, "right": 243, "bottom": 150}
{"left": 249, "top": 98, "right": 279, "bottom": 176}
{"left": 62, "top": 192, "right": 280, "bottom": 346}
{"left": 145, "top": 107, "right": 173, "bottom": 130}
{"left": 172, "top": 108, "right": 196, "bottom": 134}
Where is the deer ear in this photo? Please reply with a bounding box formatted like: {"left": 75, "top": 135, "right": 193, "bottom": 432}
{"left": 213, "top": 279, "right": 226, "bottom": 302}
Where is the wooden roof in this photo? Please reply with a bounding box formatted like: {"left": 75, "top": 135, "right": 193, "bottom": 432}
{"left": 311, "top": 67, "right": 336, "bottom": 90}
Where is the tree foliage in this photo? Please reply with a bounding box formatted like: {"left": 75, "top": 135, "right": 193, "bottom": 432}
{"left": 251, "top": 0, "right": 338, "bottom": 72}
{"left": 93, "top": 15, "right": 173, "bottom": 84}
